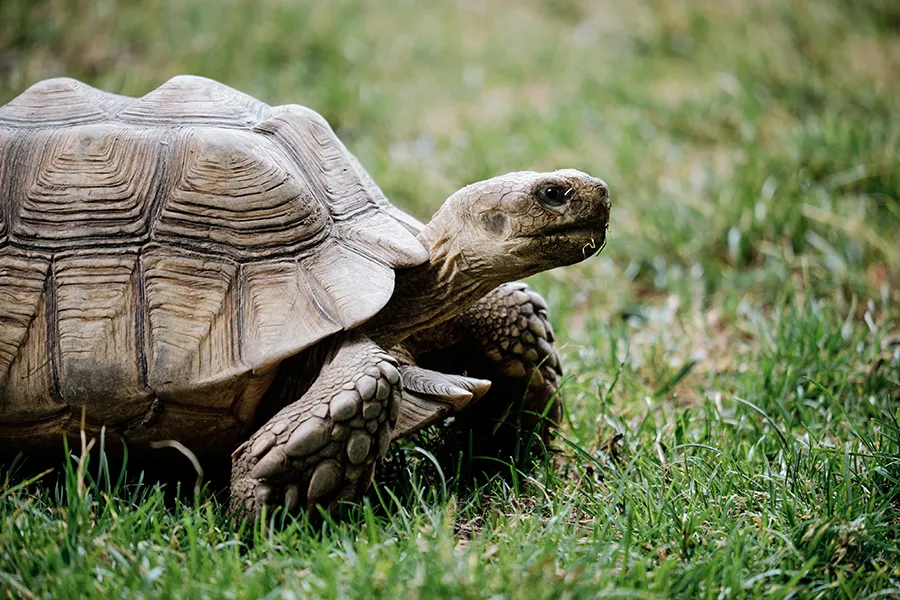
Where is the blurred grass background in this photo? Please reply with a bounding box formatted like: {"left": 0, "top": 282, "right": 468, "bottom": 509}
{"left": 2, "top": 0, "right": 898, "bottom": 303}
{"left": 2, "top": 0, "right": 899, "bottom": 598}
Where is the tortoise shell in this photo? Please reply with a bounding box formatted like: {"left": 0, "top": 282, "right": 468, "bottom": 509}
{"left": 0, "top": 76, "right": 427, "bottom": 450}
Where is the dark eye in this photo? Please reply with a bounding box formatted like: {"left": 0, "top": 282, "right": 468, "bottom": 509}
{"left": 539, "top": 184, "right": 572, "bottom": 208}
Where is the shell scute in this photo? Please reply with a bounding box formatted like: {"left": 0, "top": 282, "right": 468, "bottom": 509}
{"left": 0, "top": 76, "right": 428, "bottom": 445}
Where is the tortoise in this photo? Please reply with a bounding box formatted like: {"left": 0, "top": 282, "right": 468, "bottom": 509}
{"left": 0, "top": 76, "right": 611, "bottom": 518}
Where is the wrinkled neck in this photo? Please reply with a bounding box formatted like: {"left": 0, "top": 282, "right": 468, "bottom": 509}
{"left": 362, "top": 230, "right": 495, "bottom": 347}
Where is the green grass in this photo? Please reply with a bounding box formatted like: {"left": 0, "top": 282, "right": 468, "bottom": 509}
{"left": 2, "top": 0, "right": 899, "bottom": 597}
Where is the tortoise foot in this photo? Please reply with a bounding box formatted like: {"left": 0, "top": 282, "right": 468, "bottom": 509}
{"left": 405, "top": 282, "right": 564, "bottom": 476}
{"left": 229, "top": 336, "right": 400, "bottom": 520}
{"left": 418, "top": 282, "right": 563, "bottom": 438}
{"left": 475, "top": 282, "right": 564, "bottom": 436}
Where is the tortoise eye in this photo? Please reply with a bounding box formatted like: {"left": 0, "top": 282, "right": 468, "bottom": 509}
{"left": 539, "top": 184, "right": 573, "bottom": 208}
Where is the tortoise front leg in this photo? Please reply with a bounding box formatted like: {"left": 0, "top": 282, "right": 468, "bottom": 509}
{"left": 409, "top": 282, "right": 563, "bottom": 470}
{"left": 229, "top": 335, "right": 401, "bottom": 520}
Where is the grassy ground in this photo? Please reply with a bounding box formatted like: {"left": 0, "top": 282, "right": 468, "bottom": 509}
{"left": 2, "top": 0, "right": 899, "bottom": 597}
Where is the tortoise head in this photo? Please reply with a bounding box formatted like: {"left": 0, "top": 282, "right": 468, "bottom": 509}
{"left": 421, "top": 169, "right": 611, "bottom": 282}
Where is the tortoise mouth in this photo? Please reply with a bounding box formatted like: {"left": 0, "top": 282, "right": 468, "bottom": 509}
{"left": 533, "top": 216, "right": 609, "bottom": 239}
{"left": 525, "top": 216, "right": 610, "bottom": 262}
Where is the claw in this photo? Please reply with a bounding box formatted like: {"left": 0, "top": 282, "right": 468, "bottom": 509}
{"left": 284, "top": 484, "right": 301, "bottom": 513}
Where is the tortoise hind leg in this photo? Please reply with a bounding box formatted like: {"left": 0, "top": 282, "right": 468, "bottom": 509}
{"left": 408, "top": 282, "right": 563, "bottom": 474}
{"left": 229, "top": 335, "right": 401, "bottom": 520}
